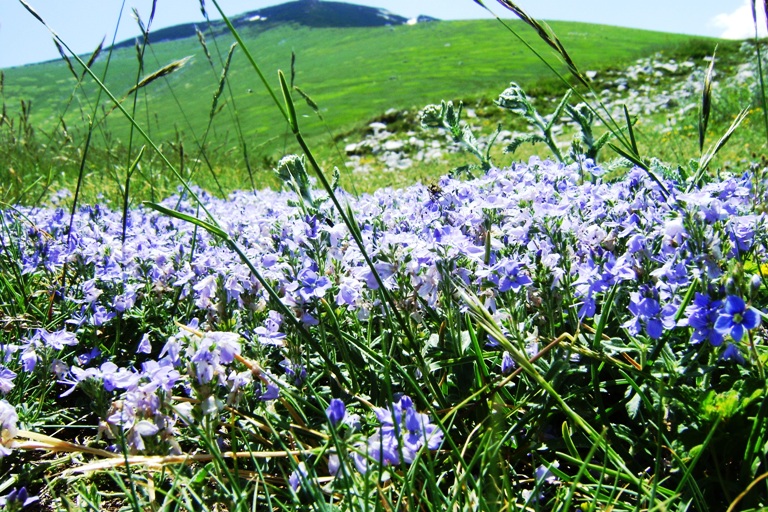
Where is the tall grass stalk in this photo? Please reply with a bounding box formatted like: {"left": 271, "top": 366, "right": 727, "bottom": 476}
{"left": 752, "top": 0, "right": 768, "bottom": 144}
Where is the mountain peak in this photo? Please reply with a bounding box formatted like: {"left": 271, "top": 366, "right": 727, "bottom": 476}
{"left": 113, "top": 1, "right": 438, "bottom": 50}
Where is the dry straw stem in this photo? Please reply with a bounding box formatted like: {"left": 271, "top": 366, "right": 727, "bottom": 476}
{"left": 63, "top": 448, "right": 321, "bottom": 475}
{"left": 15, "top": 428, "right": 323, "bottom": 477}
{"left": 726, "top": 469, "right": 768, "bottom": 511}
{"left": 14, "top": 430, "right": 119, "bottom": 459}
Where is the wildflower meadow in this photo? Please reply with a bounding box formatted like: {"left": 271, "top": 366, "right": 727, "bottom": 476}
{"left": 0, "top": 0, "right": 767, "bottom": 510}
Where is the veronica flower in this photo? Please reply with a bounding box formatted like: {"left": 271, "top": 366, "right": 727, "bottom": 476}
{"left": 258, "top": 381, "right": 279, "bottom": 401}
{"left": 126, "top": 420, "right": 160, "bottom": 452}
{"left": 0, "top": 367, "right": 16, "bottom": 394}
{"left": 720, "top": 343, "right": 746, "bottom": 365}
{"left": 682, "top": 293, "right": 724, "bottom": 346}
{"left": 254, "top": 311, "right": 286, "bottom": 346}
{"left": 90, "top": 304, "right": 115, "bottom": 326}
{"left": 326, "top": 398, "right": 346, "bottom": 426}
{"left": 352, "top": 432, "right": 400, "bottom": 474}
{"left": 501, "top": 352, "right": 515, "bottom": 375}
{"left": 714, "top": 295, "right": 761, "bottom": 342}
{"left": 622, "top": 289, "right": 677, "bottom": 340}
{"left": 112, "top": 285, "right": 138, "bottom": 313}
{"left": 0, "top": 487, "right": 38, "bottom": 509}
{"left": 290, "top": 267, "right": 332, "bottom": 303}
{"left": 279, "top": 358, "right": 306, "bottom": 385}
{"left": 289, "top": 461, "right": 310, "bottom": 491}
{"left": 353, "top": 395, "right": 443, "bottom": 472}
{"left": 336, "top": 276, "right": 363, "bottom": 308}
{"left": 193, "top": 274, "right": 219, "bottom": 310}
{"left": 137, "top": 334, "right": 152, "bottom": 354}
{"left": 40, "top": 328, "right": 79, "bottom": 350}
{"left": 77, "top": 347, "right": 102, "bottom": 366}
{"left": 0, "top": 400, "right": 18, "bottom": 457}
{"left": 100, "top": 362, "right": 140, "bottom": 392}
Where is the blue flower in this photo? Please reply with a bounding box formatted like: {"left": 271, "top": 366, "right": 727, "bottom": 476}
{"left": 720, "top": 343, "right": 746, "bottom": 365}
{"left": 137, "top": 334, "right": 152, "bottom": 355}
{"left": 501, "top": 352, "right": 515, "bottom": 375}
{"left": 289, "top": 461, "right": 309, "bottom": 491}
{"left": 0, "top": 400, "right": 18, "bottom": 457}
{"left": 683, "top": 293, "right": 724, "bottom": 346}
{"left": 0, "top": 486, "right": 38, "bottom": 509}
{"left": 326, "top": 398, "right": 346, "bottom": 426}
{"left": 0, "top": 367, "right": 16, "bottom": 395}
{"left": 487, "top": 258, "right": 532, "bottom": 293}
{"left": 40, "top": 328, "right": 78, "bottom": 350}
{"left": 714, "top": 295, "right": 761, "bottom": 342}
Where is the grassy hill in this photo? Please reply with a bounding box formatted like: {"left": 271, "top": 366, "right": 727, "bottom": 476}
{"left": 0, "top": 14, "right": 735, "bottom": 203}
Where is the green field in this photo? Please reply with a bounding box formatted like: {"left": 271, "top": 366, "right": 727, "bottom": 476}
{"left": 1, "top": 18, "right": 735, "bottom": 203}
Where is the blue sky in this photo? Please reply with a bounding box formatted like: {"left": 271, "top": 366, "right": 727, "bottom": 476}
{"left": 0, "top": 0, "right": 763, "bottom": 69}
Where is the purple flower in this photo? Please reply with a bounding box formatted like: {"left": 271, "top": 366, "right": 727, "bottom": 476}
{"left": 137, "top": 334, "right": 152, "bottom": 355}
{"left": 127, "top": 420, "right": 160, "bottom": 452}
{"left": 683, "top": 293, "right": 724, "bottom": 346}
{"left": 40, "top": 328, "right": 78, "bottom": 350}
{"left": 714, "top": 296, "right": 761, "bottom": 342}
{"left": 721, "top": 343, "right": 746, "bottom": 365}
{"left": 0, "top": 367, "right": 16, "bottom": 394}
{"left": 622, "top": 289, "right": 676, "bottom": 340}
{"left": 259, "top": 381, "right": 279, "bottom": 401}
{"left": 0, "top": 487, "right": 38, "bottom": 509}
{"left": 501, "top": 352, "right": 515, "bottom": 375}
{"left": 336, "top": 277, "right": 362, "bottom": 308}
{"left": 354, "top": 395, "right": 443, "bottom": 472}
{"left": 326, "top": 398, "right": 346, "bottom": 426}
{"left": 352, "top": 432, "right": 400, "bottom": 474}
{"left": 535, "top": 461, "right": 560, "bottom": 485}
{"left": 289, "top": 267, "right": 331, "bottom": 303}
{"left": 206, "top": 332, "right": 240, "bottom": 364}
{"left": 279, "top": 359, "right": 306, "bottom": 385}
{"left": 289, "top": 461, "right": 309, "bottom": 491}
{"left": 100, "top": 362, "right": 140, "bottom": 392}
{"left": 486, "top": 259, "right": 532, "bottom": 293}
{"left": 0, "top": 400, "right": 18, "bottom": 457}
{"left": 254, "top": 311, "right": 286, "bottom": 346}
{"left": 77, "top": 347, "right": 102, "bottom": 366}
{"left": 328, "top": 453, "right": 341, "bottom": 476}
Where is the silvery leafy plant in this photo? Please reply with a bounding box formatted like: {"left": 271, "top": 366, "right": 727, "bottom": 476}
{"left": 419, "top": 100, "right": 499, "bottom": 175}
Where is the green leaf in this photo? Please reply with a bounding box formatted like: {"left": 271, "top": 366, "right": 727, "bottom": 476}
{"left": 278, "top": 69, "right": 298, "bottom": 133}
{"left": 626, "top": 391, "right": 642, "bottom": 420}
{"left": 504, "top": 133, "right": 547, "bottom": 154}
{"left": 143, "top": 202, "right": 227, "bottom": 239}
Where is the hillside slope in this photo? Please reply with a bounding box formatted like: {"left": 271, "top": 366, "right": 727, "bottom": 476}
{"left": 1, "top": 20, "right": 716, "bottom": 144}
{"left": 0, "top": 10, "right": 731, "bottom": 200}
{"left": 111, "top": 0, "right": 437, "bottom": 50}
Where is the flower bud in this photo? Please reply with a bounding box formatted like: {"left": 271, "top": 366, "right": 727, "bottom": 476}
{"left": 419, "top": 103, "right": 444, "bottom": 128}
{"left": 326, "top": 398, "right": 346, "bottom": 426}
{"left": 497, "top": 82, "right": 533, "bottom": 116}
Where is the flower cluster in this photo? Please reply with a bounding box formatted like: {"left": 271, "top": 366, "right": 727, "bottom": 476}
{"left": 350, "top": 395, "right": 443, "bottom": 475}
{"left": 0, "top": 156, "right": 765, "bottom": 488}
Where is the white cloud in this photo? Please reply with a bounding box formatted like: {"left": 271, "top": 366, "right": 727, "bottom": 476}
{"left": 711, "top": 0, "right": 768, "bottom": 39}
